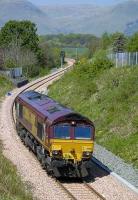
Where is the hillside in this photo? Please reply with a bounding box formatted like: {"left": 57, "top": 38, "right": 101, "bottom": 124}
{"left": 40, "top": 0, "right": 138, "bottom": 35}
{"left": 49, "top": 61, "right": 138, "bottom": 168}
{"left": 0, "top": 0, "right": 138, "bottom": 35}
{"left": 33, "top": 0, "right": 127, "bottom": 6}
{"left": 0, "top": 0, "right": 53, "bottom": 34}
{"left": 125, "top": 20, "right": 138, "bottom": 35}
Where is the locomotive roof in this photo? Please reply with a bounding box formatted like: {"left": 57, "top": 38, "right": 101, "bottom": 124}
{"left": 17, "top": 91, "right": 92, "bottom": 125}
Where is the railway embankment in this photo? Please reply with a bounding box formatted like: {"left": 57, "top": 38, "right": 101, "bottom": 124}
{"left": 49, "top": 59, "right": 138, "bottom": 187}
{"left": 0, "top": 75, "right": 33, "bottom": 200}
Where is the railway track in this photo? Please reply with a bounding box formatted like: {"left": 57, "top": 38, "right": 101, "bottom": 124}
{"left": 9, "top": 58, "right": 106, "bottom": 200}
{"left": 56, "top": 179, "right": 106, "bottom": 200}
{"left": 11, "top": 59, "right": 75, "bottom": 124}
{"left": 1, "top": 58, "right": 137, "bottom": 200}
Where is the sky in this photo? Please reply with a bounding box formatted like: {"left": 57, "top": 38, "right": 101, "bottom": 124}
{"left": 28, "top": 0, "right": 128, "bottom": 6}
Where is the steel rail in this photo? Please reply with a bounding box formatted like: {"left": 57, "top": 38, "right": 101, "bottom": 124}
{"left": 56, "top": 180, "right": 77, "bottom": 200}
{"left": 83, "top": 181, "right": 106, "bottom": 200}
{"left": 11, "top": 63, "right": 74, "bottom": 126}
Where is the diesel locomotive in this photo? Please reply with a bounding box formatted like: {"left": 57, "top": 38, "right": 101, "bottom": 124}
{"left": 15, "top": 91, "right": 95, "bottom": 178}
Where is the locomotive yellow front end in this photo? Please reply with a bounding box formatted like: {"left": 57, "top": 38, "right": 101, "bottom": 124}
{"left": 50, "top": 122, "right": 95, "bottom": 178}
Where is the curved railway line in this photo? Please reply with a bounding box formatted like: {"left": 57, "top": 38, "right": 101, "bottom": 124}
{"left": 10, "top": 58, "right": 106, "bottom": 200}
{"left": 0, "top": 58, "right": 137, "bottom": 200}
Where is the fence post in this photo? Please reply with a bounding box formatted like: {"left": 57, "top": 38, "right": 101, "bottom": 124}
{"left": 121, "top": 53, "right": 124, "bottom": 67}
{"left": 129, "top": 52, "right": 131, "bottom": 66}
{"left": 136, "top": 52, "right": 138, "bottom": 65}
{"left": 116, "top": 53, "right": 118, "bottom": 68}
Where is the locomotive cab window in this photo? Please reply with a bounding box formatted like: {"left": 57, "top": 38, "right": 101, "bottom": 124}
{"left": 54, "top": 124, "right": 70, "bottom": 139}
{"left": 37, "top": 122, "right": 44, "bottom": 141}
{"left": 74, "top": 125, "right": 92, "bottom": 140}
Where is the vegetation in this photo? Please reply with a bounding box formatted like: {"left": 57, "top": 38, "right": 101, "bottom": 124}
{"left": 127, "top": 32, "right": 138, "bottom": 52}
{"left": 0, "top": 76, "right": 33, "bottom": 200}
{"left": 49, "top": 53, "right": 138, "bottom": 169}
{"left": 0, "top": 20, "right": 61, "bottom": 78}
{"left": 40, "top": 34, "right": 101, "bottom": 59}
{"left": 40, "top": 34, "right": 99, "bottom": 48}
{"left": 40, "top": 31, "right": 138, "bottom": 60}
{"left": 0, "top": 143, "right": 32, "bottom": 200}
{"left": 0, "top": 75, "right": 13, "bottom": 98}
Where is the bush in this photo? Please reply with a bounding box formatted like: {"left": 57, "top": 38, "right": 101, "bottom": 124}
{"left": 91, "top": 50, "right": 114, "bottom": 71}
{"left": 4, "top": 59, "right": 16, "bottom": 68}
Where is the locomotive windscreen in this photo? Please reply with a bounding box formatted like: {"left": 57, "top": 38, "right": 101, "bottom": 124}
{"left": 74, "top": 125, "right": 92, "bottom": 140}
{"left": 54, "top": 124, "right": 70, "bottom": 139}
{"left": 53, "top": 123, "right": 92, "bottom": 140}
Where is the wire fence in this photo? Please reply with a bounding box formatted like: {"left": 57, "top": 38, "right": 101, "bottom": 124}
{"left": 108, "top": 52, "right": 138, "bottom": 67}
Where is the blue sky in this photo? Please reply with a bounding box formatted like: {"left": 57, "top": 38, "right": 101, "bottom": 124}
{"left": 29, "top": 0, "right": 128, "bottom": 6}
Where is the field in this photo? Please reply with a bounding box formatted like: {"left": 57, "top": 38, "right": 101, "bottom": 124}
{"left": 49, "top": 65, "right": 138, "bottom": 169}
{"left": 0, "top": 75, "right": 33, "bottom": 200}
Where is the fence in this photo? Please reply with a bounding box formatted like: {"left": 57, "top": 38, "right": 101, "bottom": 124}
{"left": 108, "top": 52, "right": 138, "bottom": 67}
{"left": 0, "top": 67, "right": 22, "bottom": 79}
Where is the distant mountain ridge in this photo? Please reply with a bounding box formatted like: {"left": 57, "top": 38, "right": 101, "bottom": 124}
{"left": 125, "top": 20, "right": 138, "bottom": 35}
{"left": 0, "top": 0, "right": 53, "bottom": 33}
{"left": 0, "top": 0, "right": 138, "bottom": 35}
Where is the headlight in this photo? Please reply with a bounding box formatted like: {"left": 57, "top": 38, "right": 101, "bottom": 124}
{"left": 52, "top": 150, "right": 62, "bottom": 156}
{"left": 83, "top": 151, "right": 92, "bottom": 157}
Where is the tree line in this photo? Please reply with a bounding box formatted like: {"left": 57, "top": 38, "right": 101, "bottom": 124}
{"left": 0, "top": 20, "right": 138, "bottom": 78}
{"left": 0, "top": 20, "right": 61, "bottom": 77}
{"left": 41, "top": 32, "right": 138, "bottom": 58}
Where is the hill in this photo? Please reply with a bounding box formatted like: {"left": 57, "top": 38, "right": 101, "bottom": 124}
{"left": 40, "top": 0, "right": 138, "bottom": 35}
{"left": 125, "top": 20, "right": 138, "bottom": 35}
{"left": 49, "top": 60, "right": 138, "bottom": 168}
{"left": 0, "top": 0, "right": 53, "bottom": 34}
{"left": 0, "top": 0, "right": 138, "bottom": 35}
{"left": 30, "top": 0, "right": 129, "bottom": 6}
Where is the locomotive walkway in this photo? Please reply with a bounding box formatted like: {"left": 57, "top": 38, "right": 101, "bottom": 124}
{"left": 0, "top": 58, "right": 137, "bottom": 200}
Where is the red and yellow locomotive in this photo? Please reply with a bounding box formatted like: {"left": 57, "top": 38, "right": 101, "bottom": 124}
{"left": 15, "top": 91, "right": 95, "bottom": 177}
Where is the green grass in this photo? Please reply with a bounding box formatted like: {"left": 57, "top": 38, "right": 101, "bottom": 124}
{"left": 0, "top": 144, "right": 33, "bottom": 200}
{"left": 0, "top": 75, "right": 14, "bottom": 98}
{"left": 0, "top": 75, "right": 33, "bottom": 200}
{"left": 49, "top": 64, "right": 138, "bottom": 169}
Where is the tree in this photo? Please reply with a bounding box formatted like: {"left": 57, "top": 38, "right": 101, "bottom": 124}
{"left": 111, "top": 32, "right": 127, "bottom": 53}
{"left": 0, "top": 20, "right": 39, "bottom": 74}
{"left": 0, "top": 48, "right": 4, "bottom": 69}
{"left": 101, "top": 32, "right": 111, "bottom": 50}
{"left": 0, "top": 20, "right": 39, "bottom": 53}
{"left": 87, "top": 38, "right": 101, "bottom": 58}
{"left": 127, "top": 32, "right": 138, "bottom": 52}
